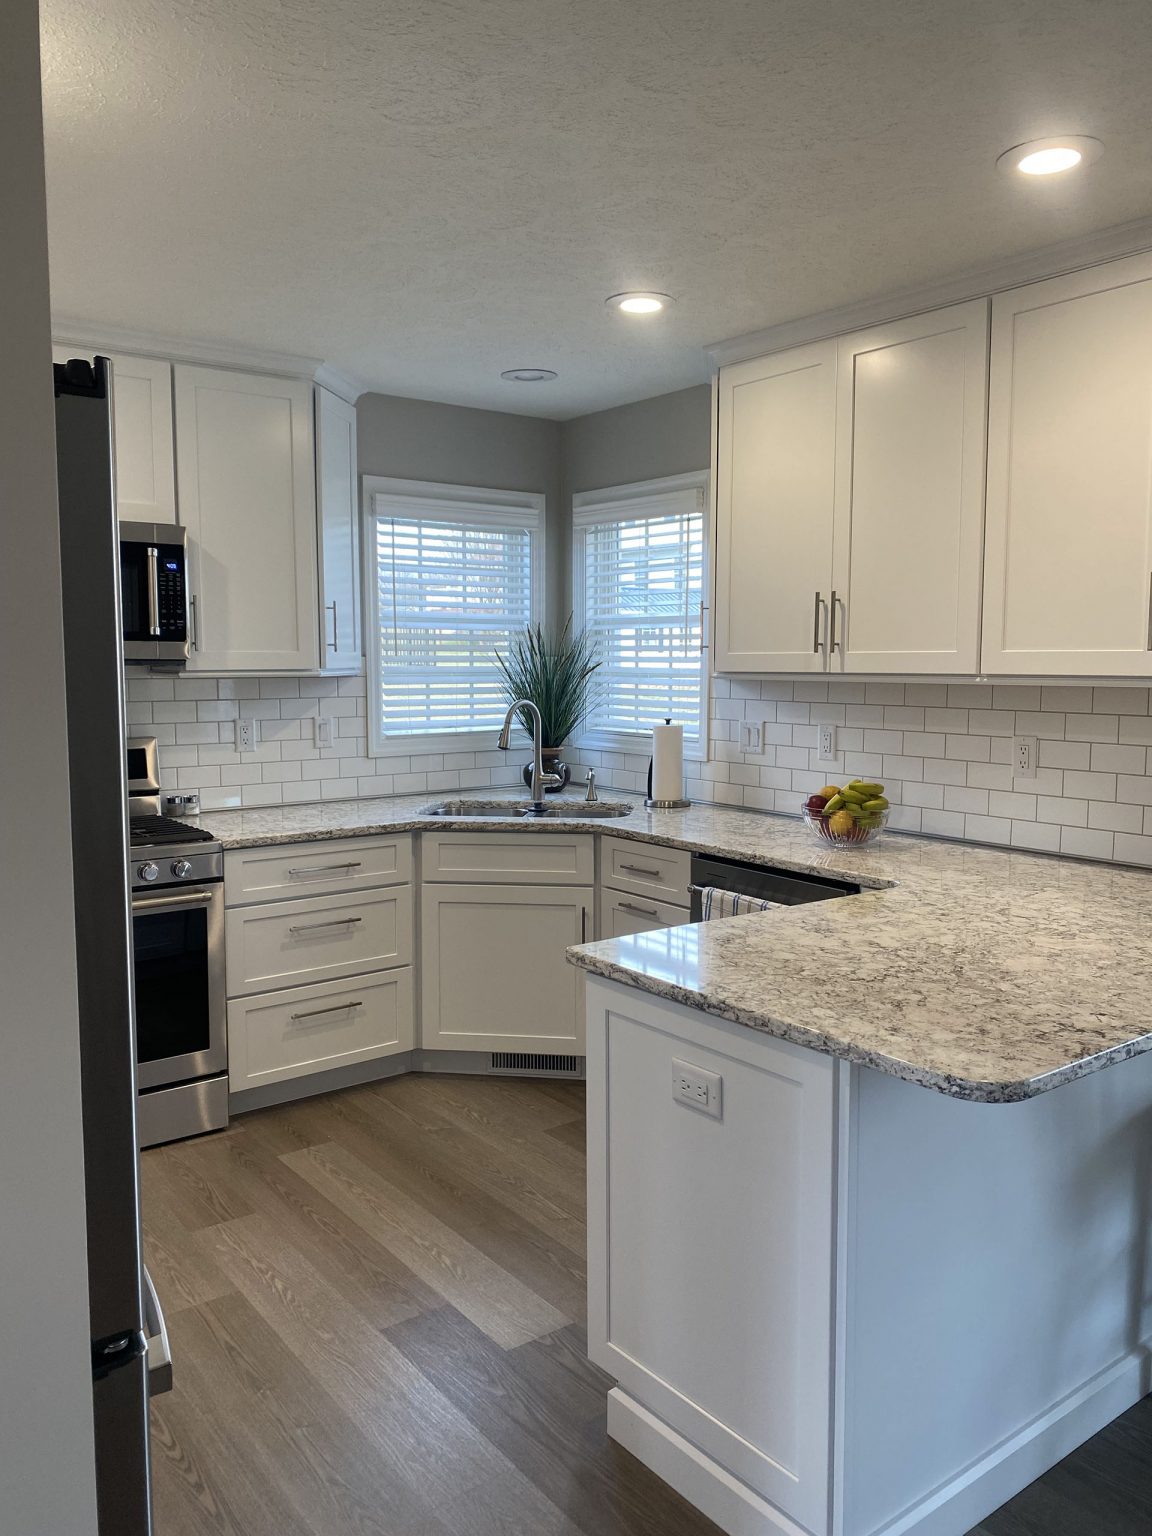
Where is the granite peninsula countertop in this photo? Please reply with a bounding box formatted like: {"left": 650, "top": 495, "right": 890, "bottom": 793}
{"left": 199, "top": 790, "right": 1152, "bottom": 1104}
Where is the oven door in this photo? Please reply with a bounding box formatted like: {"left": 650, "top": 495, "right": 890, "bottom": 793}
{"left": 132, "top": 883, "right": 226, "bottom": 1089}
{"left": 120, "top": 521, "right": 189, "bottom": 665}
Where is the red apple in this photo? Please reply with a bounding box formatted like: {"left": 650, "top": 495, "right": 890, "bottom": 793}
{"left": 805, "top": 793, "right": 829, "bottom": 814}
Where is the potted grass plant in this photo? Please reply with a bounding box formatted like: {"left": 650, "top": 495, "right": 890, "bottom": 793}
{"left": 495, "top": 618, "right": 601, "bottom": 792}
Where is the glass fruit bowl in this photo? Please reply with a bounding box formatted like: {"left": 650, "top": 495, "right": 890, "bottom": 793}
{"left": 802, "top": 801, "right": 889, "bottom": 847}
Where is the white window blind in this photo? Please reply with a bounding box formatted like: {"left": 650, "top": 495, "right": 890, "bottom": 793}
{"left": 574, "top": 482, "right": 706, "bottom": 745}
{"left": 365, "top": 483, "right": 543, "bottom": 747}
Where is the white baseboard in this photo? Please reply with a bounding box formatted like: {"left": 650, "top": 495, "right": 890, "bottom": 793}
{"left": 608, "top": 1346, "right": 1152, "bottom": 1536}
{"left": 606, "top": 1390, "right": 809, "bottom": 1536}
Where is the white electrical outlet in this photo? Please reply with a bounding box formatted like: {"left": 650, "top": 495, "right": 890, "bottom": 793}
{"left": 313, "top": 716, "right": 334, "bottom": 748}
{"left": 1012, "top": 735, "right": 1037, "bottom": 778}
{"left": 739, "top": 720, "right": 762, "bottom": 753}
{"left": 817, "top": 722, "right": 838, "bottom": 762}
{"left": 234, "top": 718, "right": 255, "bottom": 752}
{"left": 672, "top": 1058, "right": 723, "bottom": 1120}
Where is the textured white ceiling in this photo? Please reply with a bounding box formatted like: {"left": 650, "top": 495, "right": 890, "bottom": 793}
{"left": 40, "top": 0, "right": 1152, "bottom": 418}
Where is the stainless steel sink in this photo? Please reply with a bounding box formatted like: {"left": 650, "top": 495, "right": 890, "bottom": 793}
{"left": 419, "top": 797, "right": 633, "bottom": 820}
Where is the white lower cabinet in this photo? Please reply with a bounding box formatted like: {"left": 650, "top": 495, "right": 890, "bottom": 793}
{"left": 225, "top": 886, "right": 413, "bottom": 996}
{"left": 420, "top": 882, "right": 592, "bottom": 1054}
{"left": 228, "top": 968, "right": 414, "bottom": 1091}
{"left": 586, "top": 978, "right": 836, "bottom": 1534}
{"left": 600, "top": 887, "right": 690, "bottom": 938}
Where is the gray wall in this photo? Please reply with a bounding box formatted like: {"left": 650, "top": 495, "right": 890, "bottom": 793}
{"left": 1, "top": 3, "right": 99, "bottom": 1529}
{"left": 357, "top": 392, "right": 565, "bottom": 621}
{"left": 560, "top": 384, "right": 712, "bottom": 494}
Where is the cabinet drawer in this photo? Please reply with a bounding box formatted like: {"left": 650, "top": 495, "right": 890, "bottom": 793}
{"left": 421, "top": 830, "right": 594, "bottom": 886}
{"left": 228, "top": 967, "right": 414, "bottom": 1090}
{"left": 600, "top": 887, "right": 693, "bottom": 938}
{"left": 601, "top": 837, "right": 691, "bottom": 905}
{"left": 224, "top": 835, "right": 412, "bottom": 905}
{"left": 225, "top": 887, "right": 413, "bottom": 996}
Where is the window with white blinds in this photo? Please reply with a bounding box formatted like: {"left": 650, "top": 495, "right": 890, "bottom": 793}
{"left": 573, "top": 477, "right": 707, "bottom": 748}
{"left": 364, "top": 480, "right": 544, "bottom": 750}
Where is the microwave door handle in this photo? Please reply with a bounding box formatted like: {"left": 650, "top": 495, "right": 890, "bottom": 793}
{"left": 146, "top": 546, "right": 161, "bottom": 637}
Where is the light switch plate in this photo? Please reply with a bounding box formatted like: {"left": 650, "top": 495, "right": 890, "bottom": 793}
{"left": 672, "top": 1057, "right": 723, "bottom": 1120}
{"left": 739, "top": 721, "right": 762, "bottom": 753}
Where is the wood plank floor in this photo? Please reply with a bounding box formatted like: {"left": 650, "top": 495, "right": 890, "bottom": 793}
{"left": 142, "top": 1073, "right": 1152, "bottom": 1536}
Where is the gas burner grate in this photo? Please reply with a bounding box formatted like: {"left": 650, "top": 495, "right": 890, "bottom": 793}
{"left": 129, "top": 816, "right": 217, "bottom": 848}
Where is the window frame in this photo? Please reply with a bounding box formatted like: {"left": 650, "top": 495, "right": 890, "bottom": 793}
{"left": 362, "top": 475, "right": 546, "bottom": 757}
{"left": 572, "top": 470, "right": 710, "bottom": 761}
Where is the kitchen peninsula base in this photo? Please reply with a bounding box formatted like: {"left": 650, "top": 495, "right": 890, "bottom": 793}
{"left": 585, "top": 976, "right": 1152, "bottom": 1536}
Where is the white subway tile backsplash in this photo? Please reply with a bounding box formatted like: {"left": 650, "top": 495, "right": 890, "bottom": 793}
{"left": 1036, "top": 796, "right": 1088, "bottom": 827}
{"left": 1010, "top": 821, "right": 1062, "bottom": 853}
{"left": 1038, "top": 739, "right": 1090, "bottom": 770}
{"left": 1089, "top": 801, "right": 1144, "bottom": 834}
{"left": 1064, "top": 714, "right": 1119, "bottom": 744}
{"left": 964, "top": 814, "right": 1012, "bottom": 845}
{"left": 944, "top": 786, "right": 989, "bottom": 815}
{"left": 1041, "top": 686, "right": 1094, "bottom": 714}
{"left": 1060, "top": 826, "right": 1115, "bottom": 860}
{"left": 1119, "top": 716, "right": 1152, "bottom": 745}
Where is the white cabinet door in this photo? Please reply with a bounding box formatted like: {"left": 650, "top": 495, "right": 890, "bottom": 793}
{"left": 714, "top": 342, "right": 837, "bottom": 672}
{"left": 315, "top": 387, "right": 361, "bottom": 672}
{"left": 53, "top": 347, "right": 176, "bottom": 523}
{"left": 982, "top": 253, "right": 1152, "bottom": 676}
{"left": 832, "top": 301, "right": 989, "bottom": 673}
{"left": 420, "top": 883, "right": 592, "bottom": 1053}
{"left": 175, "top": 365, "right": 319, "bottom": 672}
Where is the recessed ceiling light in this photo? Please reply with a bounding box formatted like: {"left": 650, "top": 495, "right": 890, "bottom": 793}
{"left": 500, "top": 367, "right": 557, "bottom": 382}
{"left": 606, "top": 291, "right": 674, "bottom": 315}
{"left": 997, "top": 136, "right": 1103, "bottom": 177}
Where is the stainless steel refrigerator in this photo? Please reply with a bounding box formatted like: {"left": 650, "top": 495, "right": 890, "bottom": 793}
{"left": 54, "top": 355, "right": 167, "bottom": 1535}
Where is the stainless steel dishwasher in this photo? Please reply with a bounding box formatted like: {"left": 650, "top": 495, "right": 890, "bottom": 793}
{"left": 689, "top": 852, "right": 859, "bottom": 919}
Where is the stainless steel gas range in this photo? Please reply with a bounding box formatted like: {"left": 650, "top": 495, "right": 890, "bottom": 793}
{"left": 127, "top": 737, "right": 227, "bottom": 1146}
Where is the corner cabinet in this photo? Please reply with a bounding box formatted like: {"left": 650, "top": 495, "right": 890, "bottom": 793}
{"left": 176, "top": 365, "right": 321, "bottom": 672}
{"left": 53, "top": 346, "right": 177, "bottom": 524}
{"left": 315, "top": 387, "right": 362, "bottom": 672}
{"left": 981, "top": 252, "right": 1152, "bottom": 676}
{"left": 714, "top": 302, "right": 988, "bottom": 675}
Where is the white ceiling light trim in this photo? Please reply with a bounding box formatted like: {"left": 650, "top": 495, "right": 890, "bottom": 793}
{"left": 997, "top": 136, "right": 1104, "bottom": 177}
{"left": 606, "top": 292, "right": 674, "bottom": 315}
{"left": 500, "top": 367, "right": 558, "bottom": 382}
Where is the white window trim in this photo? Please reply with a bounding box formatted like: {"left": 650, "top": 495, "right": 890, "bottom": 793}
{"left": 362, "top": 475, "right": 545, "bottom": 758}
{"left": 572, "top": 469, "right": 710, "bottom": 761}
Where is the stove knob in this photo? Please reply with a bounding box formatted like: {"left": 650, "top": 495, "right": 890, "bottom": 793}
{"left": 171, "top": 860, "right": 193, "bottom": 879}
{"left": 137, "top": 862, "right": 159, "bottom": 883}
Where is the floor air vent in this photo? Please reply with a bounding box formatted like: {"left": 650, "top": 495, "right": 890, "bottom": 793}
{"left": 489, "top": 1052, "right": 584, "bottom": 1077}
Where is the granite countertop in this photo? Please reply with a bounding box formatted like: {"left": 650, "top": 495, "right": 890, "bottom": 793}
{"left": 199, "top": 790, "right": 1152, "bottom": 1105}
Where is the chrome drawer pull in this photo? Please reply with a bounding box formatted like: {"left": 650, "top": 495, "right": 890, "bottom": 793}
{"left": 618, "top": 900, "right": 659, "bottom": 918}
{"left": 288, "top": 916, "right": 363, "bottom": 934}
{"left": 620, "top": 862, "right": 662, "bottom": 878}
{"left": 287, "top": 861, "right": 363, "bottom": 875}
{"left": 290, "top": 1000, "right": 364, "bottom": 1022}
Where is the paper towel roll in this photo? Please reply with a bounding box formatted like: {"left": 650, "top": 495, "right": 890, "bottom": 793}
{"left": 651, "top": 722, "right": 684, "bottom": 803}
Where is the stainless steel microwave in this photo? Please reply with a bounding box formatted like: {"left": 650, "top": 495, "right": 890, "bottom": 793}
{"left": 120, "top": 521, "right": 189, "bottom": 667}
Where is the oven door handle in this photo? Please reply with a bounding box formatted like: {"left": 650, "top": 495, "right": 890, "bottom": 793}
{"left": 132, "top": 890, "right": 215, "bottom": 913}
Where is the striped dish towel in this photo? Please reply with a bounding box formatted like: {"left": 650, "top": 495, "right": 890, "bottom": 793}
{"left": 696, "top": 886, "right": 784, "bottom": 920}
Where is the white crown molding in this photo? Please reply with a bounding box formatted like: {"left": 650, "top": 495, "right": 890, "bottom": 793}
{"left": 313, "top": 363, "right": 365, "bottom": 404}
{"left": 51, "top": 315, "right": 326, "bottom": 382}
{"left": 707, "top": 214, "right": 1152, "bottom": 368}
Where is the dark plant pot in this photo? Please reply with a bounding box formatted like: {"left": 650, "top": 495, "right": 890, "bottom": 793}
{"left": 522, "top": 747, "right": 571, "bottom": 794}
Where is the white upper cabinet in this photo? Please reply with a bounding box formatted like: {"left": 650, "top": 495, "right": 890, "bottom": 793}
{"left": 982, "top": 253, "right": 1152, "bottom": 676}
{"left": 53, "top": 347, "right": 176, "bottom": 524}
{"left": 176, "top": 365, "right": 319, "bottom": 672}
{"left": 832, "top": 301, "right": 988, "bottom": 673}
{"left": 315, "top": 387, "right": 362, "bottom": 672}
{"left": 714, "top": 342, "right": 837, "bottom": 672}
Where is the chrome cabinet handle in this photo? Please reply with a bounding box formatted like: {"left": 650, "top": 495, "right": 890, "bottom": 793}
{"left": 189, "top": 593, "right": 199, "bottom": 651}
{"left": 812, "top": 590, "right": 824, "bottom": 654}
{"left": 620, "top": 862, "right": 662, "bottom": 878}
{"left": 287, "top": 861, "right": 363, "bottom": 876}
{"left": 618, "top": 900, "right": 659, "bottom": 918}
{"left": 288, "top": 916, "right": 363, "bottom": 934}
{"left": 326, "top": 601, "right": 339, "bottom": 651}
{"left": 290, "top": 1000, "right": 364, "bottom": 1022}
{"left": 132, "top": 890, "right": 214, "bottom": 913}
{"left": 829, "top": 589, "right": 840, "bottom": 654}
{"left": 580, "top": 906, "right": 588, "bottom": 943}
{"left": 146, "top": 546, "right": 161, "bottom": 636}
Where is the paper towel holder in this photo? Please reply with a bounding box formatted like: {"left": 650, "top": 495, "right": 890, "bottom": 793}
{"left": 646, "top": 717, "right": 691, "bottom": 810}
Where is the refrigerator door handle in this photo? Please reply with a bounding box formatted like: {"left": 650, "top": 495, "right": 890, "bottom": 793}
{"left": 142, "top": 1266, "right": 173, "bottom": 1397}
